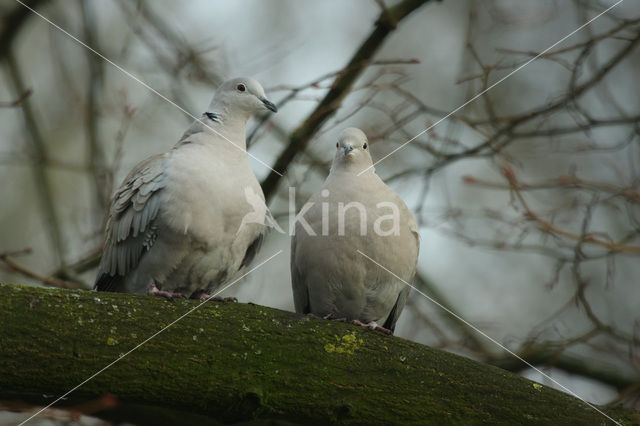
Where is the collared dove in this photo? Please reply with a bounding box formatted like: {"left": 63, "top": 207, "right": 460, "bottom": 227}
{"left": 291, "top": 128, "right": 419, "bottom": 333}
{"left": 94, "top": 77, "right": 278, "bottom": 299}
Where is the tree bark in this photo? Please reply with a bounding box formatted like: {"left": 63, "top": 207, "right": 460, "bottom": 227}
{"left": 0, "top": 283, "right": 635, "bottom": 425}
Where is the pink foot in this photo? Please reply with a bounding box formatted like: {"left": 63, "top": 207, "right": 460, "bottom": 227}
{"left": 149, "top": 283, "right": 183, "bottom": 300}
{"left": 191, "top": 290, "right": 237, "bottom": 302}
{"left": 352, "top": 320, "right": 392, "bottom": 335}
{"left": 323, "top": 313, "right": 347, "bottom": 322}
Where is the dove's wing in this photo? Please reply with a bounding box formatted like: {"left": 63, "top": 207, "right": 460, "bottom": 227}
{"left": 240, "top": 232, "right": 264, "bottom": 270}
{"left": 290, "top": 234, "right": 311, "bottom": 314}
{"left": 377, "top": 186, "right": 420, "bottom": 332}
{"left": 94, "top": 154, "right": 167, "bottom": 292}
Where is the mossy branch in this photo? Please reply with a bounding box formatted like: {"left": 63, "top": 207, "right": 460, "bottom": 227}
{"left": 0, "top": 283, "right": 636, "bottom": 425}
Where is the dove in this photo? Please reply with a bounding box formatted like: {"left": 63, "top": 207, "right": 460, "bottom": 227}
{"left": 290, "top": 128, "right": 419, "bottom": 333}
{"left": 94, "top": 77, "right": 278, "bottom": 299}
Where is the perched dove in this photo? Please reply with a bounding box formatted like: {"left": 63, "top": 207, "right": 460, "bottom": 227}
{"left": 95, "top": 77, "right": 278, "bottom": 299}
{"left": 290, "top": 128, "right": 419, "bottom": 333}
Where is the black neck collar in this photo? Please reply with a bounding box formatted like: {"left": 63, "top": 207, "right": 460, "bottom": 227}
{"left": 204, "top": 112, "right": 221, "bottom": 122}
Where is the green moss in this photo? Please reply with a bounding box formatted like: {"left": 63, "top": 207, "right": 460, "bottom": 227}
{"left": 324, "top": 332, "right": 363, "bottom": 355}
{"left": 0, "top": 283, "right": 634, "bottom": 425}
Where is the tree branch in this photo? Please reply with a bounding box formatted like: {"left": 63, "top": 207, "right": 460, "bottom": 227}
{"left": 261, "top": 0, "right": 433, "bottom": 203}
{"left": 0, "top": 0, "right": 49, "bottom": 60}
{"left": 6, "top": 48, "right": 66, "bottom": 265}
{"left": 490, "top": 346, "right": 639, "bottom": 392}
{"left": 1, "top": 283, "right": 635, "bottom": 424}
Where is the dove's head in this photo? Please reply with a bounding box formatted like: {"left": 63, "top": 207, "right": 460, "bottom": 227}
{"left": 209, "top": 77, "right": 277, "bottom": 118}
{"left": 331, "top": 128, "right": 374, "bottom": 173}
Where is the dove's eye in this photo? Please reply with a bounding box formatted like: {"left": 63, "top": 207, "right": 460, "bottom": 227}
{"left": 336, "top": 143, "right": 339, "bottom": 148}
{"left": 236, "top": 84, "right": 246, "bottom": 92}
{"left": 363, "top": 143, "right": 368, "bottom": 149}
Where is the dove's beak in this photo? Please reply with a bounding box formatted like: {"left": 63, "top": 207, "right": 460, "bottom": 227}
{"left": 343, "top": 144, "right": 354, "bottom": 155}
{"left": 260, "top": 97, "right": 278, "bottom": 113}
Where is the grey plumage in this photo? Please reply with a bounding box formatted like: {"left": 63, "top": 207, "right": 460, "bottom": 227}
{"left": 95, "top": 77, "right": 277, "bottom": 296}
{"left": 290, "top": 128, "right": 419, "bottom": 332}
{"left": 98, "top": 155, "right": 165, "bottom": 290}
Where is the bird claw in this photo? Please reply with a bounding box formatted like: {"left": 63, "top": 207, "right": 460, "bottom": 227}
{"left": 191, "top": 291, "right": 237, "bottom": 303}
{"left": 323, "top": 313, "right": 347, "bottom": 322}
{"left": 322, "top": 314, "right": 392, "bottom": 334}
{"left": 149, "top": 283, "right": 184, "bottom": 300}
{"left": 352, "top": 320, "right": 392, "bottom": 335}
{"left": 211, "top": 296, "right": 238, "bottom": 303}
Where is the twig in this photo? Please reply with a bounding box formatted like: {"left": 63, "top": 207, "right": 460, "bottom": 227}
{"left": 500, "top": 165, "right": 640, "bottom": 254}
{"left": 0, "top": 88, "right": 32, "bottom": 107}
{"left": 0, "top": 252, "right": 81, "bottom": 289}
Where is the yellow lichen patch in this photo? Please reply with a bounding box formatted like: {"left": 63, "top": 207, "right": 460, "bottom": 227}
{"left": 324, "top": 333, "right": 363, "bottom": 355}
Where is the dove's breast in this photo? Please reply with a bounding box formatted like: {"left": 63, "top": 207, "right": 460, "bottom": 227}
{"left": 293, "top": 174, "right": 418, "bottom": 323}
{"left": 154, "top": 141, "right": 265, "bottom": 294}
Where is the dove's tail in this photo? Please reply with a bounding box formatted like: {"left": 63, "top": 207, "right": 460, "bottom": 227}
{"left": 94, "top": 267, "right": 126, "bottom": 292}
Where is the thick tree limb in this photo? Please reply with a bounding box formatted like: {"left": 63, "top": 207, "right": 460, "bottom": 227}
{"left": 6, "top": 50, "right": 66, "bottom": 265}
{"left": 261, "top": 0, "right": 433, "bottom": 203}
{"left": 1, "top": 283, "right": 636, "bottom": 425}
{"left": 490, "top": 347, "right": 638, "bottom": 392}
{"left": 0, "top": 0, "right": 49, "bottom": 60}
